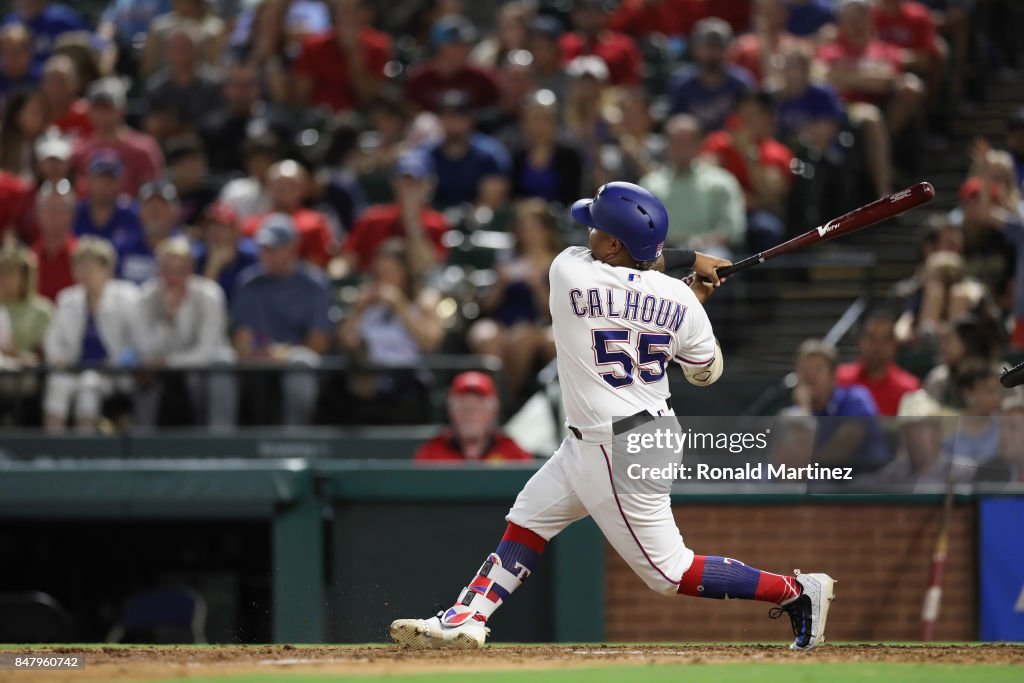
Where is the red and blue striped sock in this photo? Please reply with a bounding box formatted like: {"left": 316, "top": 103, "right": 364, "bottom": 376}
{"left": 677, "top": 555, "right": 800, "bottom": 604}
{"left": 443, "top": 523, "right": 547, "bottom": 626}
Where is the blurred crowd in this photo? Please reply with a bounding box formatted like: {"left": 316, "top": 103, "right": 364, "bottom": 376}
{"left": 0, "top": 0, "right": 1020, "bottom": 457}
{"left": 776, "top": 91, "right": 1024, "bottom": 483}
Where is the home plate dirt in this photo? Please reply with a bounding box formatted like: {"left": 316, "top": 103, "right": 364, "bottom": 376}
{"left": 8, "top": 644, "right": 1023, "bottom": 682}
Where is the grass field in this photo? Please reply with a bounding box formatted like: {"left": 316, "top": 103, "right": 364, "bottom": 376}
{"left": 3, "top": 643, "right": 1021, "bottom": 683}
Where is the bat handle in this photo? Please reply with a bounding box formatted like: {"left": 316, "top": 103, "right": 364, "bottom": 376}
{"left": 698, "top": 252, "right": 764, "bottom": 283}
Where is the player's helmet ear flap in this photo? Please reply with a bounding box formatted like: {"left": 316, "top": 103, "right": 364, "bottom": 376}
{"left": 570, "top": 181, "right": 668, "bottom": 262}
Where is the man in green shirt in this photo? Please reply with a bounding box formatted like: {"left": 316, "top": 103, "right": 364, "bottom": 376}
{"left": 640, "top": 114, "right": 746, "bottom": 256}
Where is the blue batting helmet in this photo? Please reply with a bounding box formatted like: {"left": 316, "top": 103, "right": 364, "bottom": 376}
{"left": 570, "top": 182, "right": 668, "bottom": 262}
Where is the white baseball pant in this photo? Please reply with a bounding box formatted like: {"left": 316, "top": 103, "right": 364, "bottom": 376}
{"left": 506, "top": 432, "right": 695, "bottom": 595}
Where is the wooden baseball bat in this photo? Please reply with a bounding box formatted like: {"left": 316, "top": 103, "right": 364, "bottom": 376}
{"left": 705, "top": 182, "right": 936, "bottom": 281}
{"left": 920, "top": 469, "right": 956, "bottom": 641}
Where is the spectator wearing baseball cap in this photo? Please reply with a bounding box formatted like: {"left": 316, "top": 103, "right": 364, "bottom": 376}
{"left": 560, "top": 0, "right": 642, "bottom": 87}
{"left": 337, "top": 152, "right": 449, "bottom": 276}
{"left": 668, "top": 17, "right": 755, "bottom": 132}
{"left": 426, "top": 89, "right": 511, "bottom": 210}
{"left": 242, "top": 159, "right": 336, "bottom": 268}
{"left": 117, "top": 180, "right": 183, "bottom": 285}
{"left": 32, "top": 179, "right": 77, "bottom": 301}
{"left": 34, "top": 128, "right": 73, "bottom": 186}
{"left": 230, "top": 212, "right": 332, "bottom": 425}
{"left": 293, "top": 0, "right": 392, "bottom": 113}
{"left": 73, "top": 149, "right": 145, "bottom": 269}
{"left": 72, "top": 77, "right": 164, "bottom": 197}
{"left": 403, "top": 15, "right": 501, "bottom": 113}
{"left": 192, "top": 201, "right": 259, "bottom": 304}
{"left": 414, "top": 371, "right": 533, "bottom": 462}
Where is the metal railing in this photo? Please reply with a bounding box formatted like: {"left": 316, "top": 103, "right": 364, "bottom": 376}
{"left": 0, "top": 355, "right": 505, "bottom": 429}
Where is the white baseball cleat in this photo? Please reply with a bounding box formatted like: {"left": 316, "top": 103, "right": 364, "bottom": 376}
{"left": 770, "top": 570, "right": 836, "bottom": 651}
{"left": 390, "top": 613, "right": 489, "bottom": 650}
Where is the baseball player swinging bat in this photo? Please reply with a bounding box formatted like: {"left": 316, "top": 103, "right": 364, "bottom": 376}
{"left": 697, "top": 182, "right": 936, "bottom": 282}
{"left": 391, "top": 182, "right": 838, "bottom": 652}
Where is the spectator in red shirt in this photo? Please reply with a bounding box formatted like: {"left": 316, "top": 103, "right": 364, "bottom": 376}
{"left": 404, "top": 15, "right": 501, "bottom": 113}
{"left": 39, "top": 55, "right": 91, "bottom": 139}
{"left": 415, "top": 371, "right": 534, "bottom": 463}
{"left": 609, "top": 0, "right": 704, "bottom": 40}
{"left": 71, "top": 78, "right": 164, "bottom": 197}
{"left": 702, "top": 91, "right": 792, "bottom": 250}
{"left": 872, "top": 0, "right": 942, "bottom": 72}
{"left": 0, "top": 168, "right": 32, "bottom": 243}
{"left": 293, "top": 0, "right": 392, "bottom": 113}
{"left": 728, "top": 0, "right": 806, "bottom": 89}
{"left": 337, "top": 152, "right": 448, "bottom": 278}
{"left": 872, "top": 0, "right": 946, "bottom": 113}
{"left": 560, "top": 0, "right": 641, "bottom": 87}
{"left": 836, "top": 312, "right": 921, "bottom": 416}
{"left": 31, "top": 179, "right": 77, "bottom": 301}
{"left": 242, "top": 160, "right": 335, "bottom": 269}
{"left": 815, "top": 0, "right": 924, "bottom": 136}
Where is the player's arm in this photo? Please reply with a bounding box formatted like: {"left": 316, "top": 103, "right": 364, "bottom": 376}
{"left": 672, "top": 289, "right": 723, "bottom": 387}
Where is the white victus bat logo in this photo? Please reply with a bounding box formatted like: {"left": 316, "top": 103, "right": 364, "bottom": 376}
{"left": 890, "top": 188, "right": 912, "bottom": 202}
{"left": 816, "top": 219, "right": 841, "bottom": 237}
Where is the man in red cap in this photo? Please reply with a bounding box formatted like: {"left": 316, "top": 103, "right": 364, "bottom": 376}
{"left": 415, "top": 371, "right": 533, "bottom": 462}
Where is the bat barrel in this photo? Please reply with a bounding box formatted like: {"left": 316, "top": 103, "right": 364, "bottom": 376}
{"left": 708, "top": 182, "right": 935, "bottom": 281}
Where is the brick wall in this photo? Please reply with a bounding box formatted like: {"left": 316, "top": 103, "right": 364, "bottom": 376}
{"left": 605, "top": 503, "right": 976, "bottom": 642}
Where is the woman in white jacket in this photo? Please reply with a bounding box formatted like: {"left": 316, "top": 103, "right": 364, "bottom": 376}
{"left": 43, "top": 237, "right": 139, "bottom": 431}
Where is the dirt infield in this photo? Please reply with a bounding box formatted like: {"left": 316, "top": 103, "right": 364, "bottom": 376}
{"left": 6, "top": 643, "right": 1023, "bottom": 682}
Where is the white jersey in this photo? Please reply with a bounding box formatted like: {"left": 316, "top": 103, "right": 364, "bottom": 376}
{"left": 549, "top": 246, "right": 717, "bottom": 443}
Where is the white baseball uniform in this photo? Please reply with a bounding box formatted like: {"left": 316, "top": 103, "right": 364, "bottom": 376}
{"left": 506, "top": 246, "right": 718, "bottom": 594}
